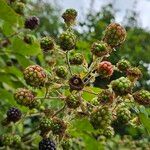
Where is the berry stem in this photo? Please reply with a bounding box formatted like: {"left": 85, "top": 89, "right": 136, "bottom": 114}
{"left": 35, "top": 96, "right": 66, "bottom": 100}
{"left": 52, "top": 103, "right": 67, "bottom": 117}
{"left": 44, "top": 87, "right": 49, "bottom": 98}
{"left": 82, "top": 89, "right": 98, "bottom": 95}
{"left": 83, "top": 57, "right": 103, "bottom": 81}
{"left": 66, "top": 51, "right": 73, "bottom": 76}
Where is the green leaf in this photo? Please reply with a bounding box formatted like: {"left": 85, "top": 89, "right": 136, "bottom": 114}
{"left": 12, "top": 37, "right": 42, "bottom": 56}
{"left": 0, "top": 0, "right": 23, "bottom": 34}
{"left": 15, "top": 54, "right": 34, "bottom": 67}
{"left": 68, "top": 118, "right": 103, "bottom": 150}
{"left": 4, "top": 66, "right": 23, "bottom": 77}
{"left": 139, "top": 113, "right": 150, "bottom": 134}
{"left": 0, "top": 88, "right": 14, "bottom": 101}
{"left": 69, "top": 118, "right": 94, "bottom": 133}
{"left": 82, "top": 86, "right": 100, "bottom": 101}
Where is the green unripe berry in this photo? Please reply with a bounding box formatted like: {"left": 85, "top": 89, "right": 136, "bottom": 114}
{"left": 51, "top": 117, "right": 67, "bottom": 136}
{"left": 13, "top": 135, "right": 21, "bottom": 144}
{"left": 117, "top": 59, "right": 131, "bottom": 72}
{"left": 55, "top": 66, "right": 67, "bottom": 78}
{"left": 91, "top": 41, "right": 112, "bottom": 57}
{"left": 90, "top": 106, "right": 112, "bottom": 129}
{"left": 39, "top": 117, "right": 52, "bottom": 132}
{"left": 40, "top": 37, "right": 55, "bottom": 52}
{"left": 133, "top": 90, "right": 150, "bottom": 106}
{"left": 116, "top": 107, "right": 131, "bottom": 124}
{"left": 62, "top": 9, "right": 77, "bottom": 26}
{"left": 65, "top": 95, "right": 80, "bottom": 109}
{"left": 2, "top": 134, "right": 13, "bottom": 146}
{"left": 59, "top": 30, "right": 76, "bottom": 51}
{"left": 111, "top": 77, "right": 132, "bottom": 95}
{"left": 69, "top": 53, "right": 84, "bottom": 65}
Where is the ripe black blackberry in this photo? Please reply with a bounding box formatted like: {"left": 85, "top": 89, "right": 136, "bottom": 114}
{"left": 39, "top": 138, "right": 56, "bottom": 150}
{"left": 6, "top": 107, "right": 22, "bottom": 123}
{"left": 25, "top": 16, "right": 39, "bottom": 30}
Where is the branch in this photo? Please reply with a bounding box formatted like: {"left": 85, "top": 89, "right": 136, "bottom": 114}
{"left": 66, "top": 51, "right": 73, "bottom": 76}
{"left": 52, "top": 103, "right": 67, "bottom": 118}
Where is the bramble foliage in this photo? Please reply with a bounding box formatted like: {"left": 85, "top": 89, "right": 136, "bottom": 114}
{"left": 0, "top": 0, "right": 150, "bottom": 150}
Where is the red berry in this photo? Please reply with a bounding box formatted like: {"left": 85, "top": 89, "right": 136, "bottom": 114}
{"left": 97, "top": 61, "right": 114, "bottom": 78}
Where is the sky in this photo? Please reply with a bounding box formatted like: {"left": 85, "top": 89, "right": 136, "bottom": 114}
{"left": 48, "top": 0, "right": 150, "bottom": 30}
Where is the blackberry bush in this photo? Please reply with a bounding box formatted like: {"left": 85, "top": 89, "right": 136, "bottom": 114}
{"left": 0, "top": 4, "right": 150, "bottom": 150}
